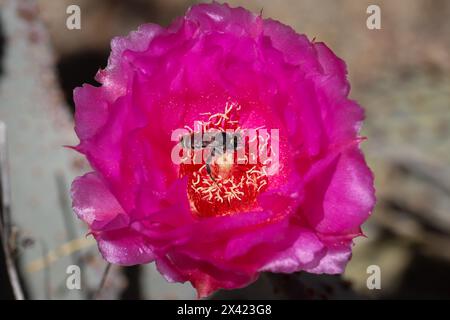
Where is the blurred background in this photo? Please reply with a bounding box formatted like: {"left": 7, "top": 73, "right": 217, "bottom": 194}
{"left": 0, "top": 0, "right": 449, "bottom": 300}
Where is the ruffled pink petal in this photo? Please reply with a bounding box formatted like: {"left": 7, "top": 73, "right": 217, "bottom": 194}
{"left": 95, "top": 227, "right": 154, "bottom": 266}
{"left": 73, "top": 85, "right": 109, "bottom": 141}
{"left": 260, "top": 228, "right": 325, "bottom": 273}
{"left": 304, "top": 243, "right": 353, "bottom": 274}
{"left": 71, "top": 172, "right": 128, "bottom": 231}
{"left": 314, "top": 42, "right": 348, "bottom": 84}
{"left": 96, "top": 23, "right": 164, "bottom": 102}
{"left": 186, "top": 2, "right": 261, "bottom": 37}
{"left": 262, "top": 19, "right": 321, "bottom": 72}
{"left": 260, "top": 228, "right": 353, "bottom": 275}
{"left": 157, "top": 251, "right": 258, "bottom": 298}
{"left": 302, "top": 145, "right": 375, "bottom": 235}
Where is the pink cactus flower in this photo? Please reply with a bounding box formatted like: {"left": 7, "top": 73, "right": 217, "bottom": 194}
{"left": 71, "top": 2, "right": 375, "bottom": 297}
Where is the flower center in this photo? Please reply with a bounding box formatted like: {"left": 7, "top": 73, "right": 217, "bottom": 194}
{"left": 179, "top": 102, "right": 270, "bottom": 218}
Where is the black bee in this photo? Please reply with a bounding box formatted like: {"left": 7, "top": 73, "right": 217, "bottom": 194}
{"left": 179, "top": 131, "right": 242, "bottom": 180}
